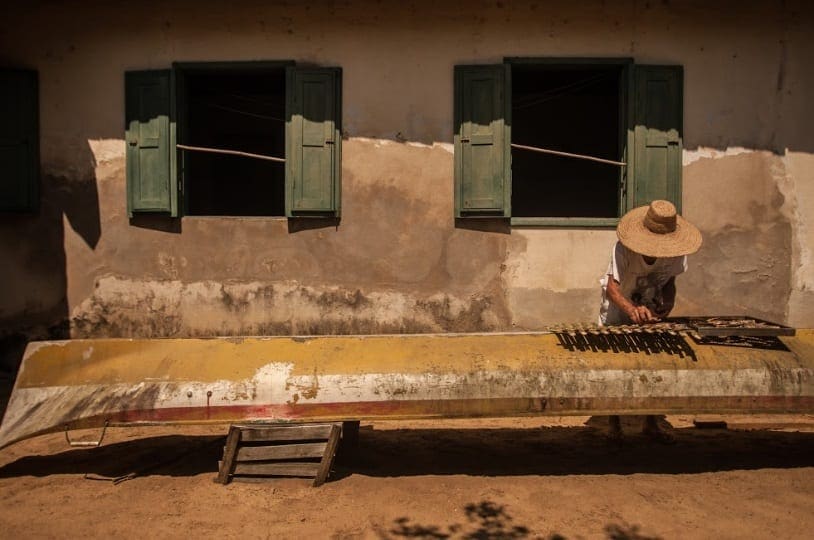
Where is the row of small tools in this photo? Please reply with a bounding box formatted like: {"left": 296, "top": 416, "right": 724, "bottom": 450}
{"left": 546, "top": 322, "right": 703, "bottom": 340}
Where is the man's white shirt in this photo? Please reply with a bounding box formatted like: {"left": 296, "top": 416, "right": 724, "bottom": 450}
{"left": 599, "top": 241, "right": 687, "bottom": 325}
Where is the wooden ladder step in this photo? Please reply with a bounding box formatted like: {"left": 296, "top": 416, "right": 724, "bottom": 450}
{"left": 234, "top": 442, "right": 328, "bottom": 461}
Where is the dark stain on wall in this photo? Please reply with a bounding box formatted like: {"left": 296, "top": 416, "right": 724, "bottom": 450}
{"left": 299, "top": 287, "right": 371, "bottom": 310}
{"left": 417, "top": 294, "right": 494, "bottom": 333}
{"left": 68, "top": 275, "right": 508, "bottom": 339}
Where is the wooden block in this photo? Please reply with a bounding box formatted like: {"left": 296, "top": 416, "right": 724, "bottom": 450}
{"left": 693, "top": 420, "right": 728, "bottom": 429}
{"left": 235, "top": 442, "right": 327, "bottom": 461}
{"left": 337, "top": 420, "right": 360, "bottom": 461}
{"left": 693, "top": 415, "right": 728, "bottom": 429}
{"left": 341, "top": 421, "right": 360, "bottom": 448}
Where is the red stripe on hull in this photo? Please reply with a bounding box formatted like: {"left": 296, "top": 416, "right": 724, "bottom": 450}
{"left": 64, "top": 394, "right": 814, "bottom": 429}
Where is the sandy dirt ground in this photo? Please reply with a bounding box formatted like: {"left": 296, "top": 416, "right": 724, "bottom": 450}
{"left": 0, "top": 414, "right": 813, "bottom": 539}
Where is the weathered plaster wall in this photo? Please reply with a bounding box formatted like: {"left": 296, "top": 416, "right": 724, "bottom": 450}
{"left": 681, "top": 150, "right": 792, "bottom": 323}
{"left": 1, "top": 0, "right": 812, "bottom": 349}
{"left": 783, "top": 151, "right": 814, "bottom": 326}
{"left": 67, "top": 140, "right": 511, "bottom": 337}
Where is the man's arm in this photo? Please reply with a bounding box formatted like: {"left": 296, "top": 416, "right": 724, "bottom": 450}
{"left": 605, "top": 276, "right": 658, "bottom": 324}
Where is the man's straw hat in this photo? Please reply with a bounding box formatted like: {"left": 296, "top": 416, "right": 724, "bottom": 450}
{"left": 617, "top": 200, "right": 702, "bottom": 258}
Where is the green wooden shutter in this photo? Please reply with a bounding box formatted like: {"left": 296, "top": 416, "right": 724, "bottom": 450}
{"left": 0, "top": 69, "right": 38, "bottom": 212}
{"left": 286, "top": 67, "right": 341, "bottom": 217}
{"left": 632, "top": 65, "right": 683, "bottom": 211}
{"left": 454, "top": 64, "right": 510, "bottom": 217}
{"left": 125, "top": 70, "right": 177, "bottom": 217}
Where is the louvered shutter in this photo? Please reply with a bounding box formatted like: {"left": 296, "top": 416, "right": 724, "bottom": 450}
{"left": 286, "top": 67, "right": 341, "bottom": 217}
{"left": 632, "top": 65, "right": 683, "bottom": 211}
{"left": 454, "top": 65, "right": 510, "bottom": 217}
{"left": 125, "top": 70, "right": 177, "bottom": 216}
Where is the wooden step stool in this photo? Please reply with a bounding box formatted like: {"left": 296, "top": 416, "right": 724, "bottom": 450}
{"left": 216, "top": 422, "right": 344, "bottom": 486}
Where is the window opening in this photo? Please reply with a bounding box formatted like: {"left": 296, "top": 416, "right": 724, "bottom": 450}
{"left": 511, "top": 64, "right": 623, "bottom": 218}
{"left": 182, "top": 67, "right": 286, "bottom": 216}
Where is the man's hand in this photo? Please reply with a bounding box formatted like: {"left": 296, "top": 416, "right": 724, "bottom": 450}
{"left": 626, "top": 305, "right": 658, "bottom": 324}
{"left": 606, "top": 276, "right": 660, "bottom": 325}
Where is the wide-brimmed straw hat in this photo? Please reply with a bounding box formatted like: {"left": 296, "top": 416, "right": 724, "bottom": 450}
{"left": 617, "top": 200, "right": 702, "bottom": 258}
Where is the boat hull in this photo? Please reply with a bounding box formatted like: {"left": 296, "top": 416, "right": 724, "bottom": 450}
{"left": 2, "top": 331, "right": 813, "bottom": 448}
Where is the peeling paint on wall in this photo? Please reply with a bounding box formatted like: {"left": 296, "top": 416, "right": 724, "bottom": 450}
{"left": 70, "top": 276, "right": 506, "bottom": 338}
{"left": 683, "top": 146, "right": 754, "bottom": 166}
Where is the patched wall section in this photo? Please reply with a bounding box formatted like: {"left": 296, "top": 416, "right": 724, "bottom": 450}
{"left": 783, "top": 151, "right": 814, "bottom": 326}
{"left": 67, "top": 140, "right": 511, "bottom": 337}
{"left": 503, "top": 230, "right": 617, "bottom": 328}
{"left": 681, "top": 151, "right": 792, "bottom": 323}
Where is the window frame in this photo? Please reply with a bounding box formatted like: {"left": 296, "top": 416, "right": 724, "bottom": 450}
{"left": 454, "top": 57, "right": 682, "bottom": 228}
{"left": 506, "top": 57, "right": 632, "bottom": 228}
{"left": 125, "top": 60, "right": 341, "bottom": 220}
{"left": 174, "top": 61, "right": 293, "bottom": 218}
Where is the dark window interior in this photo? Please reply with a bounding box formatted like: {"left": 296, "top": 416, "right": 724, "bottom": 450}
{"left": 183, "top": 68, "right": 286, "bottom": 216}
{"left": 511, "top": 64, "right": 622, "bottom": 218}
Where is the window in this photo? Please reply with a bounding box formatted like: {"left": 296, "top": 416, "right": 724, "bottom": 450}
{"left": 454, "top": 59, "right": 683, "bottom": 226}
{"left": 125, "top": 62, "right": 341, "bottom": 218}
{"left": 0, "top": 69, "right": 39, "bottom": 213}
{"left": 182, "top": 66, "right": 286, "bottom": 216}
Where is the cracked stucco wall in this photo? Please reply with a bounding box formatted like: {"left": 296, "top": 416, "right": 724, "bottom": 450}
{"left": 64, "top": 139, "right": 511, "bottom": 337}
{"left": 680, "top": 150, "right": 792, "bottom": 323}
{"left": 0, "top": 0, "right": 812, "bottom": 351}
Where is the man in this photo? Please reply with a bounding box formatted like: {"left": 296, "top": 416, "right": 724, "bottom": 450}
{"left": 599, "top": 199, "right": 702, "bottom": 442}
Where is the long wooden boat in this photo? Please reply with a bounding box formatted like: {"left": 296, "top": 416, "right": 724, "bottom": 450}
{"left": 1, "top": 330, "right": 813, "bottom": 449}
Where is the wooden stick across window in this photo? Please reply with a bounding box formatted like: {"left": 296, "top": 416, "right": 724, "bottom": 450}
{"left": 177, "top": 143, "right": 285, "bottom": 163}
{"left": 511, "top": 143, "right": 626, "bottom": 167}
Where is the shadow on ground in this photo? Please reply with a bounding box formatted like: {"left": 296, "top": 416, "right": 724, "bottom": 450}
{"left": 377, "top": 500, "right": 661, "bottom": 539}
{"left": 339, "top": 422, "right": 814, "bottom": 478}
{"left": 1, "top": 420, "right": 813, "bottom": 481}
